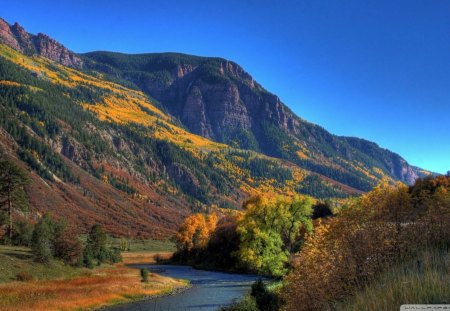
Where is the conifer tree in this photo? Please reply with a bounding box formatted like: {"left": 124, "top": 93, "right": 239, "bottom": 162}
{"left": 0, "top": 159, "right": 29, "bottom": 243}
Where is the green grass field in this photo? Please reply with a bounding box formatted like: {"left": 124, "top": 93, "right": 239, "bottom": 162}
{"left": 108, "top": 237, "right": 176, "bottom": 252}
{"left": 0, "top": 245, "right": 87, "bottom": 284}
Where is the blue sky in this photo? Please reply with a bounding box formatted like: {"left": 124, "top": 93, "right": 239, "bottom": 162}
{"left": 2, "top": 0, "right": 450, "bottom": 173}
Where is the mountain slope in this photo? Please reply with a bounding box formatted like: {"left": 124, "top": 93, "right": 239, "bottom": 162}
{"left": 82, "top": 51, "right": 430, "bottom": 189}
{"left": 0, "top": 18, "right": 432, "bottom": 237}
{"left": 0, "top": 36, "right": 355, "bottom": 236}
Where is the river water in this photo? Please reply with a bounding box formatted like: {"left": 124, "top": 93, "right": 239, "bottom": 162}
{"left": 105, "top": 264, "right": 261, "bottom": 311}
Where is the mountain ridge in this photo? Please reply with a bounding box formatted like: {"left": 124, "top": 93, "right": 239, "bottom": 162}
{"left": 0, "top": 18, "right": 433, "bottom": 237}
{"left": 0, "top": 18, "right": 83, "bottom": 68}
{"left": 81, "top": 50, "right": 428, "bottom": 187}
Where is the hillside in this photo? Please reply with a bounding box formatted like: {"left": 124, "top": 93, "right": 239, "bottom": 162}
{"left": 0, "top": 18, "right": 432, "bottom": 237}
{"left": 81, "top": 51, "right": 431, "bottom": 190}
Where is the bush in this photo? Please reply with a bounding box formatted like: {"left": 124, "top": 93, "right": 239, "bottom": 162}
{"left": 82, "top": 247, "right": 94, "bottom": 269}
{"left": 140, "top": 268, "right": 149, "bottom": 282}
{"left": 110, "top": 247, "right": 122, "bottom": 263}
{"left": 154, "top": 253, "right": 163, "bottom": 262}
{"left": 251, "top": 279, "right": 280, "bottom": 311}
{"left": 11, "top": 220, "right": 34, "bottom": 246}
{"left": 219, "top": 295, "right": 258, "bottom": 311}
{"left": 54, "top": 227, "right": 83, "bottom": 266}
{"left": 16, "top": 271, "right": 34, "bottom": 282}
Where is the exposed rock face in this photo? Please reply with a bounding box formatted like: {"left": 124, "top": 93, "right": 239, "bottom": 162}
{"left": 83, "top": 51, "right": 425, "bottom": 186}
{"left": 0, "top": 18, "right": 83, "bottom": 68}
{"left": 60, "top": 136, "right": 89, "bottom": 167}
{"left": 149, "top": 59, "right": 296, "bottom": 142}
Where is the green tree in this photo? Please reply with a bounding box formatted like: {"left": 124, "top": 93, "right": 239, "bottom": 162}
{"left": 31, "top": 214, "right": 56, "bottom": 263}
{"left": 0, "top": 159, "right": 29, "bottom": 243}
{"left": 83, "top": 224, "right": 121, "bottom": 266}
{"left": 85, "top": 224, "right": 107, "bottom": 264}
{"left": 237, "top": 195, "right": 313, "bottom": 277}
{"left": 140, "top": 268, "right": 149, "bottom": 282}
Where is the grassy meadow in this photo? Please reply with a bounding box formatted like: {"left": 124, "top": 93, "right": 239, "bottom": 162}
{"left": 0, "top": 243, "right": 186, "bottom": 311}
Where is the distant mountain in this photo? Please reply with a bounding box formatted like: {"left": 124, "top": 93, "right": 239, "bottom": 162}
{"left": 0, "top": 18, "right": 432, "bottom": 237}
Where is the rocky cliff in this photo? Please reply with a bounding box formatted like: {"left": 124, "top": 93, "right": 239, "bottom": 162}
{"left": 82, "top": 51, "right": 428, "bottom": 189}
{"left": 0, "top": 18, "right": 83, "bottom": 68}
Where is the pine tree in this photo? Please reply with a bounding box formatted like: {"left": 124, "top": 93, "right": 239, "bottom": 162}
{"left": 0, "top": 159, "right": 29, "bottom": 243}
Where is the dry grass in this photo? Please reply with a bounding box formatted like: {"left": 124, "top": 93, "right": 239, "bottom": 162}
{"left": 0, "top": 251, "right": 186, "bottom": 311}
{"left": 122, "top": 251, "right": 173, "bottom": 265}
{"left": 334, "top": 249, "right": 450, "bottom": 311}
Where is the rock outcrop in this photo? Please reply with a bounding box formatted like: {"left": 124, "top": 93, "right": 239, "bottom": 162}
{"left": 0, "top": 18, "right": 83, "bottom": 68}
{"left": 83, "top": 51, "right": 427, "bottom": 187}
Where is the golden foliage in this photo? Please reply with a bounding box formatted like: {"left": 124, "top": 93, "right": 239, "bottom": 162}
{"left": 282, "top": 177, "right": 450, "bottom": 311}
{"left": 174, "top": 213, "right": 219, "bottom": 251}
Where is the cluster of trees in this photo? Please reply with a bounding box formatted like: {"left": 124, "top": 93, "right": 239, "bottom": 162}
{"left": 173, "top": 195, "right": 315, "bottom": 277}
{"left": 0, "top": 157, "right": 120, "bottom": 267}
{"left": 223, "top": 150, "right": 293, "bottom": 186}
{"left": 296, "top": 175, "right": 348, "bottom": 199}
{"left": 6, "top": 213, "right": 121, "bottom": 267}
{"left": 282, "top": 176, "right": 450, "bottom": 311}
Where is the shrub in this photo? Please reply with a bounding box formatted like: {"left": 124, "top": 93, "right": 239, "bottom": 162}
{"left": 16, "top": 271, "right": 33, "bottom": 282}
{"left": 82, "top": 247, "right": 94, "bottom": 269}
{"left": 219, "top": 295, "right": 258, "bottom": 311}
{"left": 110, "top": 247, "right": 122, "bottom": 263}
{"left": 54, "top": 227, "right": 83, "bottom": 266}
{"left": 11, "top": 220, "right": 34, "bottom": 246}
{"left": 250, "top": 279, "right": 280, "bottom": 311}
{"left": 154, "top": 253, "right": 163, "bottom": 262}
{"left": 140, "top": 268, "right": 149, "bottom": 282}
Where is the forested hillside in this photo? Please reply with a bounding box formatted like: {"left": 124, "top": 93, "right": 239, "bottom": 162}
{"left": 82, "top": 51, "right": 431, "bottom": 190}
{"left": 0, "top": 18, "right": 432, "bottom": 237}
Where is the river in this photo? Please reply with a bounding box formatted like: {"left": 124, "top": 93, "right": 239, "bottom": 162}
{"left": 105, "top": 264, "right": 262, "bottom": 311}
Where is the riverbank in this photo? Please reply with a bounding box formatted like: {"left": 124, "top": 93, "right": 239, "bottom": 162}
{"left": 0, "top": 248, "right": 188, "bottom": 311}
{"left": 103, "top": 264, "right": 262, "bottom": 311}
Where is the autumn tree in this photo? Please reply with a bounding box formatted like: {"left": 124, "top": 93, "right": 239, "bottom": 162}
{"left": 281, "top": 179, "right": 449, "bottom": 311}
{"left": 0, "top": 159, "right": 29, "bottom": 243}
{"left": 237, "top": 195, "right": 313, "bottom": 277}
{"left": 174, "top": 213, "right": 218, "bottom": 252}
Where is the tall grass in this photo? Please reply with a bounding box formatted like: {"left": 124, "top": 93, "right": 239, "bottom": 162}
{"left": 335, "top": 249, "right": 450, "bottom": 311}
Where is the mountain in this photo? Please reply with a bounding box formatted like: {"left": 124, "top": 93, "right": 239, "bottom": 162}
{"left": 82, "top": 51, "right": 428, "bottom": 189}
{"left": 0, "top": 18, "right": 83, "bottom": 68}
{"left": 0, "top": 18, "right": 431, "bottom": 237}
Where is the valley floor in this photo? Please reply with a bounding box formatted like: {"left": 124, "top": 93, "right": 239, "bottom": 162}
{"left": 0, "top": 247, "right": 188, "bottom": 311}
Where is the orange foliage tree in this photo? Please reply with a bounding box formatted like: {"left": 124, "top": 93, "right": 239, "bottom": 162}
{"left": 282, "top": 177, "right": 450, "bottom": 311}
{"left": 174, "top": 213, "right": 218, "bottom": 252}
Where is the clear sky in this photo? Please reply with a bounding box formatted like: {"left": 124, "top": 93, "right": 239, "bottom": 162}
{"left": 2, "top": 0, "right": 450, "bottom": 173}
